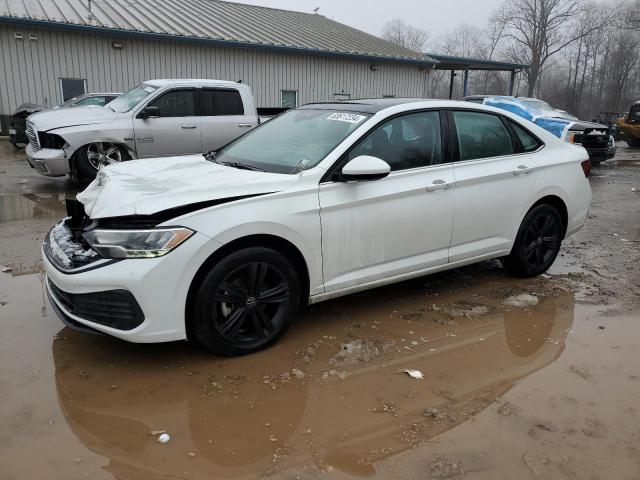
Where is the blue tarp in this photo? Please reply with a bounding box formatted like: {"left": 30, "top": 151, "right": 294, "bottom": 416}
{"left": 483, "top": 96, "right": 573, "bottom": 139}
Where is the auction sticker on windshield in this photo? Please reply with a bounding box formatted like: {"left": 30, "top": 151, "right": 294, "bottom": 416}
{"left": 326, "top": 113, "right": 367, "bottom": 124}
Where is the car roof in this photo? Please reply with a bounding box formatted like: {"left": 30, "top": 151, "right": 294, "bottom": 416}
{"left": 144, "top": 79, "right": 240, "bottom": 88}
{"left": 299, "top": 98, "right": 443, "bottom": 114}
{"left": 298, "top": 98, "right": 519, "bottom": 114}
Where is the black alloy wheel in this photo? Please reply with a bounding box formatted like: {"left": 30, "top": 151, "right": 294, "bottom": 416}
{"left": 502, "top": 204, "right": 564, "bottom": 277}
{"left": 193, "top": 247, "right": 300, "bottom": 355}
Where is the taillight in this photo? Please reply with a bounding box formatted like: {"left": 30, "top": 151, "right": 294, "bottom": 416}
{"left": 581, "top": 160, "right": 591, "bottom": 178}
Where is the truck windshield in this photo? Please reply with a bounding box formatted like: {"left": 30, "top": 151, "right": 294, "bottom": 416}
{"left": 105, "top": 84, "right": 156, "bottom": 113}
{"left": 210, "top": 109, "right": 371, "bottom": 174}
{"left": 519, "top": 99, "right": 561, "bottom": 118}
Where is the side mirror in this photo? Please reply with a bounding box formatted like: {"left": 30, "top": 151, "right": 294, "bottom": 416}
{"left": 340, "top": 155, "right": 391, "bottom": 181}
{"left": 138, "top": 106, "right": 160, "bottom": 119}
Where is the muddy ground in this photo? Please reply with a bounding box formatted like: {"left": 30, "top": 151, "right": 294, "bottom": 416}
{"left": 0, "top": 139, "right": 639, "bottom": 479}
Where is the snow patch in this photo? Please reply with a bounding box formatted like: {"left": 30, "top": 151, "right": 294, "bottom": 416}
{"left": 49, "top": 220, "right": 98, "bottom": 267}
{"left": 503, "top": 294, "right": 539, "bottom": 309}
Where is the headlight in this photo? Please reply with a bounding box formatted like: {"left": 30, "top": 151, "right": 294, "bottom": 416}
{"left": 566, "top": 131, "right": 580, "bottom": 144}
{"left": 83, "top": 228, "right": 194, "bottom": 259}
{"left": 38, "top": 132, "right": 67, "bottom": 149}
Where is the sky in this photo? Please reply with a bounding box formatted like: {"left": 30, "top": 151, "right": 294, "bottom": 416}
{"left": 231, "top": 0, "right": 506, "bottom": 44}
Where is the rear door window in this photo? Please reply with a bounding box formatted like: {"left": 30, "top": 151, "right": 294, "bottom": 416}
{"left": 452, "top": 111, "right": 514, "bottom": 161}
{"left": 201, "top": 89, "right": 244, "bottom": 116}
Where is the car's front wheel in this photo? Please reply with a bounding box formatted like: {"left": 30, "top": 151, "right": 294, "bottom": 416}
{"left": 70, "top": 142, "right": 128, "bottom": 185}
{"left": 193, "top": 247, "right": 301, "bottom": 356}
{"left": 502, "top": 204, "right": 564, "bottom": 277}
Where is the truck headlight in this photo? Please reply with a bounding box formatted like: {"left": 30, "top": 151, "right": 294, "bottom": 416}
{"left": 83, "top": 228, "right": 194, "bottom": 259}
{"left": 566, "top": 131, "right": 580, "bottom": 144}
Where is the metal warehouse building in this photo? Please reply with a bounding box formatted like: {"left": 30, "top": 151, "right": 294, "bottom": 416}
{"left": 0, "top": 0, "right": 437, "bottom": 131}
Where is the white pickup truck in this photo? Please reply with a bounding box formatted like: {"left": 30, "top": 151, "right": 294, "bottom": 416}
{"left": 25, "top": 79, "right": 260, "bottom": 183}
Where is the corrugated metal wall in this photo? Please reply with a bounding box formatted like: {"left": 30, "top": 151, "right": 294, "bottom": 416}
{"left": 0, "top": 24, "right": 429, "bottom": 122}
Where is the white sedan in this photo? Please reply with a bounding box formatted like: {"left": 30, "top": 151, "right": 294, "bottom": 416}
{"left": 43, "top": 99, "right": 592, "bottom": 355}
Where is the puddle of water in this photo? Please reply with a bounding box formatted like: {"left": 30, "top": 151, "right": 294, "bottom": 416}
{"left": 0, "top": 265, "right": 578, "bottom": 479}
{"left": 0, "top": 193, "right": 67, "bottom": 224}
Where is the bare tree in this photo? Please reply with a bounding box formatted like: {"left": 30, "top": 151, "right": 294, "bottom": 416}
{"left": 381, "top": 18, "right": 429, "bottom": 52}
{"left": 491, "top": 0, "right": 617, "bottom": 97}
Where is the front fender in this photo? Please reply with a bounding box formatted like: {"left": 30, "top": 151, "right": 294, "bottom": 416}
{"left": 52, "top": 124, "right": 137, "bottom": 159}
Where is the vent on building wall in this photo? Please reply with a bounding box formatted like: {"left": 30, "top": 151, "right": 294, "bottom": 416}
{"left": 14, "top": 32, "right": 23, "bottom": 40}
{"left": 29, "top": 33, "right": 38, "bottom": 41}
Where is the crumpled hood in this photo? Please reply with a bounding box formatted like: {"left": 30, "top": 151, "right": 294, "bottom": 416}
{"left": 28, "top": 106, "right": 117, "bottom": 131}
{"left": 77, "top": 155, "right": 298, "bottom": 219}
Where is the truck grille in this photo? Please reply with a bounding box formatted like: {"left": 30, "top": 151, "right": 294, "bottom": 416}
{"left": 573, "top": 127, "right": 610, "bottom": 157}
{"left": 25, "top": 121, "right": 40, "bottom": 151}
{"left": 48, "top": 279, "right": 145, "bottom": 331}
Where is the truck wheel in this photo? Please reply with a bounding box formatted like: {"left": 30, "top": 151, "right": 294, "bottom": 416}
{"left": 70, "top": 142, "right": 128, "bottom": 185}
{"left": 193, "top": 247, "right": 301, "bottom": 356}
{"left": 502, "top": 204, "right": 564, "bottom": 277}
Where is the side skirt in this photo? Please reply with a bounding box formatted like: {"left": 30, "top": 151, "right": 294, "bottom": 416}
{"left": 307, "top": 249, "right": 511, "bottom": 305}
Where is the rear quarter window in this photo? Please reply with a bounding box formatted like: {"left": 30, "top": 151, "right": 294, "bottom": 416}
{"left": 509, "top": 120, "right": 543, "bottom": 152}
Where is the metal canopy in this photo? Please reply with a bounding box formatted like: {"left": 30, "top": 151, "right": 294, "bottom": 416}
{"left": 425, "top": 53, "right": 529, "bottom": 98}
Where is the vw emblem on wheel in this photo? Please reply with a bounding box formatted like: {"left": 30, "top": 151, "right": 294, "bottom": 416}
{"left": 245, "top": 297, "right": 257, "bottom": 309}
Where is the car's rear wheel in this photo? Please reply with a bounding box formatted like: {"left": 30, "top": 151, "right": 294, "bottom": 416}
{"left": 193, "top": 247, "right": 301, "bottom": 356}
{"left": 502, "top": 204, "right": 564, "bottom": 277}
{"left": 70, "top": 142, "right": 127, "bottom": 185}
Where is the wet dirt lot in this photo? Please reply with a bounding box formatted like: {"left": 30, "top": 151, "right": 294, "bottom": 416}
{"left": 1, "top": 139, "right": 639, "bottom": 479}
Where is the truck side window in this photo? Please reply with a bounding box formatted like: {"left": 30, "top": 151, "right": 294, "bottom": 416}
{"left": 149, "top": 90, "right": 195, "bottom": 117}
{"left": 202, "top": 89, "right": 245, "bottom": 116}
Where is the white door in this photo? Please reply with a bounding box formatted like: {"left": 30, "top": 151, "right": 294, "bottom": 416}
{"left": 448, "top": 110, "right": 541, "bottom": 262}
{"left": 199, "top": 88, "right": 257, "bottom": 152}
{"left": 319, "top": 110, "right": 455, "bottom": 292}
{"left": 133, "top": 89, "right": 200, "bottom": 158}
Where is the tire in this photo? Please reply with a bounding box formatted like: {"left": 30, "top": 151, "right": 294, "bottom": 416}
{"left": 501, "top": 204, "right": 564, "bottom": 277}
{"left": 193, "top": 247, "right": 301, "bottom": 356}
{"left": 70, "top": 142, "right": 128, "bottom": 185}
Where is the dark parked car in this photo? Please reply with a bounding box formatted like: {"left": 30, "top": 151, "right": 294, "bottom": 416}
{"left": 9, "top": 93, "right": 121, "bottom": 148}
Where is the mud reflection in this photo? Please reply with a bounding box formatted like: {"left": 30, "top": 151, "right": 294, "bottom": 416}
{"left": 53, "top": 275, "right": 575, "bottom": 479}
{"left": 0, "top": 193, "right": 67, "bottom": 224}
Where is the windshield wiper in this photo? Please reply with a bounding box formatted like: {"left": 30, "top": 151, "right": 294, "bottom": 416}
{"left": 204, "top": 150, "right": 219, "bottom": 162}
{"left": 221, "top": 162, "right": 265, "bottom": 172}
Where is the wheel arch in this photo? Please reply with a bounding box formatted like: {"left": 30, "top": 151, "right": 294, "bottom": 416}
{"left": 184, "top": 234, "right": 311, "bottom": 342}
{"left": 530, "top": 195, "right": 569, "bottom": 237}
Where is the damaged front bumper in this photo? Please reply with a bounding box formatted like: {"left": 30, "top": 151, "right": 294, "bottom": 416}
{"left": 26, "top": 144, "right": 69, "bottom": 176}
{"left": 42, "top": 217, "right": 215, "bottom": 343}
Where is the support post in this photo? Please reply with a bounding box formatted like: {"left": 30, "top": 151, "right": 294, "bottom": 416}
{"left": 509, "top": 70, "right": 517, "bottom": 96}
{"left": 462, "top": 68, "right": 470, "bottom": 97}
{"left": 448, "top": 70, "right": 456, "bottom": 99}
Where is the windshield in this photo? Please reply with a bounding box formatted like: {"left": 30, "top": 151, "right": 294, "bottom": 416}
{"left": 519, "top": 99, "right": 560, "bottom": 117}
{"left": 555, "top": 110, "right": 578, "bottom": 121}
{"left": 105, "top": 84, "right": 156, "bottom": 113}
{"left": 59, "top": 95, "right": 82, "bottom": 107}
{"left": 211, "top": 109, "right": 371, "bottom": 174}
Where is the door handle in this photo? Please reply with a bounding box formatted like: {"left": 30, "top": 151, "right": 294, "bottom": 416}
{"left": 238, "top": 123, "right": 253, "bottom": 128}
{"left": 513, "top": 165, "right": 530, "bottom": 175}
{"left": 426, "top": 179, "right": 450, "bottom": 192}
{"left": 181, "top": 124, "right": 197, "bottom": 129}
